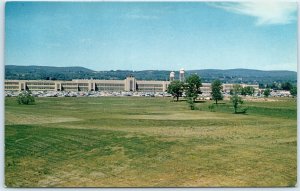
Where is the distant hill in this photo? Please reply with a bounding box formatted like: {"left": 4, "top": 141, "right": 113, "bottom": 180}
{"left": 6, "top": 65, "right": 93, "bottom": 74}
{"left": 188, "top": 69, "right": 297, "bottom": 84}
{"left": 5, "top": 65, "right": 297, "bottom": 85}
{"left": 5, "top": 65, "right": 95, "bottom": 81}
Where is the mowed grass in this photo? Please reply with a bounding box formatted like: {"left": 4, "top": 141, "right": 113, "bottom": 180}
{"left": 5, "top": 96, "right": 297, "bottom": 187}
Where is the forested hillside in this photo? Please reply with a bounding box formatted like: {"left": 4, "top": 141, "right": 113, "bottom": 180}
{"left": 5, "top": 65, "right": 297, "bottom": 85}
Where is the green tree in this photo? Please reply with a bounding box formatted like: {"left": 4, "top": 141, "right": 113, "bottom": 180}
{"left": 230, "top": 94, "right": 244, "bottom": 114}
{"left": 211, "top": 79, "right": 223, "bottom": 104}
{"left": 167, "top": 80, "right": 184, "bottom": 101}
{"left": 271, "top": 82, "right": 280, "bottom": 90}
{"left": 290, "top": 86, "right": 297, "bottom": 97}
{"left": 17, "top": 91, "right": 35, "bottom": 105}
{"left": 241, "top": 87, "right": 247, "bottom": 96}
{"left": 281, "top": 82, "right": 293, "bottom": 91}
{"left": 185, "top": 74, "right": 202, "bottom": 102}
{"left": 247, "top": 86, "right": 255, "bottom": 96}
{"left": 230, "top": 85, "right": 243, "bottom": 113}
{"left": 230, "top": 84, "right": 242, "bottom": 95}
{"left": 187, "top": 96, "right": 195, "bottom": 110}
{"left": 263, "top": 88, "right": 271, "bottom": 97}
{"left": 242, "top": 86, "right": 255, "bottom": 96}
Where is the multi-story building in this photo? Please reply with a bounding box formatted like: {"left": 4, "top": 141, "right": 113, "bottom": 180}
{"left": 4, "top": 76, "right": 169, "bottom": 92}
{"left": 4, "top": 70, "right": 259, "bottom": 94}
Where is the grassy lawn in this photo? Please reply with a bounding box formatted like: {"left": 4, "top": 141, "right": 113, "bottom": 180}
{"left": 5, "top": 96, "right": 297, "bottom": 187}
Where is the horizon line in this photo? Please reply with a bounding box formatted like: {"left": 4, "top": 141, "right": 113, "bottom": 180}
{"left": 5, "top": 64, "right": 298, "bottom": 73}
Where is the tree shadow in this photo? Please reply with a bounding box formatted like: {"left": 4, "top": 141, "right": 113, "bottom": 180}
{"left": 194, "top": 100, "right": 206, "bottom": 103}
{"left": 171, "top": 99, "right": 187, "bottom": 102}
{"left": 234, "top": 108, "right": 249, "bottom": 115}
{"left": 234, "top": 111, "right": 248, "bottom": 115}
{"left": 214, "top": 102, "right": 226, "bottom": 105}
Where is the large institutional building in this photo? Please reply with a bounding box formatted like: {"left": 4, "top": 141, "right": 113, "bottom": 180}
{"left": 5, "top": 76, "right": 170, "bottom": 92}
{"left": 4, "top": 69, "right": 259, "bottom": 93}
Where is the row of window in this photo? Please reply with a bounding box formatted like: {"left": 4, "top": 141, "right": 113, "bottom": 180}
{"left": 5, "top": 82, "right": 19, "bottom": 85}
{"left": 95, "top": 83, "right": 124, "bottom": 87}
{"left": 63, "top": 87, "right": 78, "bottom": 90}
{"left": 26, "top": 82, "right": 55, "bottom": 85}
{"left": 138, "top": 84, "right": 163, "bottom": 87}
{"left": 61, "top": 83, "right": 78, "bottom": 86}
{"left": 138, "top": 88, "right": 163, "bottom": 91}
{"left": 27, "top": 87, "right": 55, "bottom": 90}
{"left": 77, "top": 83, "right": 89, "bottom": 86}
{"left": 5, "top": 86, "right": 19, "bottom": 89}
{"left": 4, "top": 87, "right": 166, "bottom": 92}
{"left": 27, "top": 85, "right": 55, "bottom": 88}
{"left": 97, "top": 87, "right": 124, "bottom": 90}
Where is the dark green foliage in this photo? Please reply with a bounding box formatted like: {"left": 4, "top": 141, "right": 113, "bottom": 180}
{"left": 229, "top": 84, "right": 242, "bottom": 95}
{"left": 6, "top": 65, "right": 297, "bottom": 84}
{"left": 241, "top": 88, "right": 246, "bottom": 96}
{"left": 246, "top": 86, "right": 255, "bottom": 96}
{"left": 211, "top": 79, "right": 223, "bottom": 104}
{"left": 167, "top": 80, "right": 184, "bottom": 101}
{"left": 230, "top": 95, "right": 243, "bottom": 114}
{"left": 268, "top": 82, "right": 280, "bottom": 90}
{"left": 17, "top": 91, "right": 35, "bottom": 105}
{"left": 241, "top": 86, "right": 255, "bottom": 96}
{"left": 187, "top": 97, "right": 195, "bottom": 110}
{"left": 290, "top": 86, "right": 297, "bottom": 97}
{"left": 185, "top": 74, "right": 202, "bottom": 102}
{"left": 281, "top": 82, "right": 293, "bottom": 91}
{"left": 265, "top": 82, "right": 295, "bottom": 91}
{"left": 188, "top": 68, "right": 297, "bottom": 84}
{"left": 230, "top": 85, "right": 244, "bottom": 113}
{"left": 263, "top": 88, "right": 271, "bottom": 97}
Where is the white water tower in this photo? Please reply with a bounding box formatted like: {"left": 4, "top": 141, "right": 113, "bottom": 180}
{"left": 169, "top": 71, "right": 175, "bottom": 81}
{"left": 179, "top": 68, "right": 185, "bottom": 82}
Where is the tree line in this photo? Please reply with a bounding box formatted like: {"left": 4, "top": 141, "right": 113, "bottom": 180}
{"left": 167, "top": 74, "right": 297, "bottom": 113}
{"left": 6, "top": 65, "right": 297, "bottom": 85}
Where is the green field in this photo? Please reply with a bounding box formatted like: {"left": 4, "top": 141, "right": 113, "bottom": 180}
{"left": 5, "top": 96, "right": 297, "bottom": 187}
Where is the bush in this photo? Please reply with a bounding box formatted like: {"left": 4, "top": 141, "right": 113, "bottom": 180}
{"left": 187, "top": 97, "right": 195, "bottom": 110}
{"left": 230, "top": 94, "right": 243, "bottom": 114}
{"left": 241, "top": 107, "right": 248, "bottom": 114}
{"left": 17, "top": 91, "right": 35, "bottom": 105}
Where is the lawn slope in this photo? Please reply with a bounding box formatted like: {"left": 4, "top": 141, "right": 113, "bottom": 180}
{"left": 5, "top": 97, "right": 297, "bottom": 187}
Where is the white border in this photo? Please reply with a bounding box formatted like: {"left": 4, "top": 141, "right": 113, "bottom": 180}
{"left": 0, "top": 1, "right": 299, "bottom": 191}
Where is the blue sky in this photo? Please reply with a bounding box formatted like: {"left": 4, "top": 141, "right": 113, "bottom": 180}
{"left": 5, "top": 2, "right": 298, "bottom": 71}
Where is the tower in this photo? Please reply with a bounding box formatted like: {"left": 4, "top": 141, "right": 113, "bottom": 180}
{"left": 125, "top": 75, "right": 136, "bottom": 91}
{"left": 179, "top": 68, "right": 185, "bottom": 82}
{"left": 169, "top": 71, "right": 175, "bottom": 81}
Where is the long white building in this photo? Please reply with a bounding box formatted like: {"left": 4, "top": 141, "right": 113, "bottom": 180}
{"left": 5, "top": 71, "right": 259, "bottom": 93}
{"left": 5, "top": 76, "right": 170, "bottom": 92}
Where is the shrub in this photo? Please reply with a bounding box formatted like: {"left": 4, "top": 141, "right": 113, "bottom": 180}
{"left": 187, "top": 97, "right": 195, "bottom": 110}
{"left": 263, "top": 88, "right": 271, "bottom": 97}
{"left": 17, "top": 91, "right": 35, "bottom": 105}
{"left": 230, "top": 94, "right": 243, "bottom": 114}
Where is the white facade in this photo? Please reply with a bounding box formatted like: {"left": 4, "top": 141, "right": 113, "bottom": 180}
{"left": 179, "top": 68, "right": 185, "bottom": 82}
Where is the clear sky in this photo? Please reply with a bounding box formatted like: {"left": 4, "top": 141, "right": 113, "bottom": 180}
{"left": 5, "top": 1, "right": 298, "bottom": 71}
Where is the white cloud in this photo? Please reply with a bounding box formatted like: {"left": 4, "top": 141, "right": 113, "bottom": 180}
{"left": 213, "top": 2, "right": 297, "bottom": 25}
